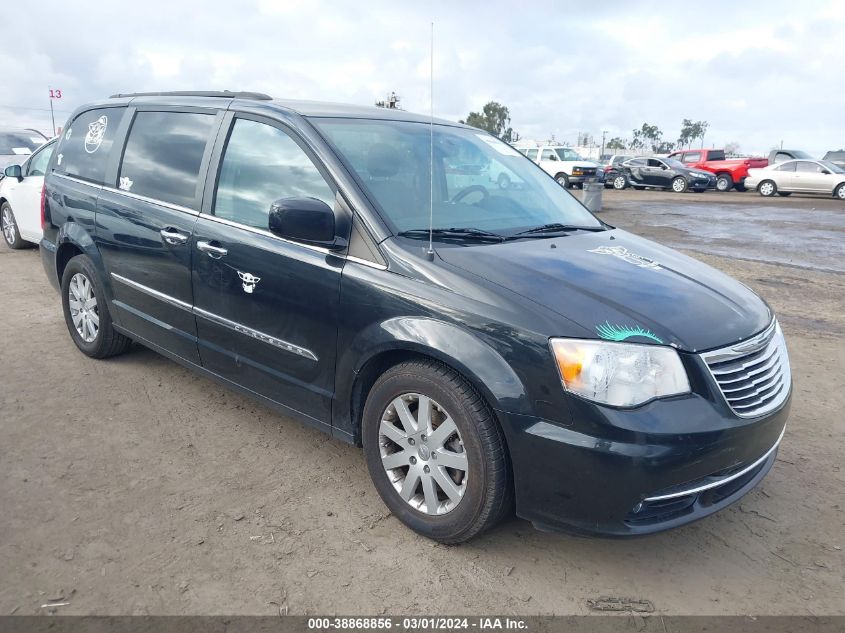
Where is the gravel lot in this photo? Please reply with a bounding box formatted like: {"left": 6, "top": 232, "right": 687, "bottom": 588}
{"left": 1, "top": 188, "right": 843, "bottom": 616}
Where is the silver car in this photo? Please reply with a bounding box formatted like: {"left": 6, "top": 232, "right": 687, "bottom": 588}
{"left": 746, "top": 159, "right": 845, "bottom": 200}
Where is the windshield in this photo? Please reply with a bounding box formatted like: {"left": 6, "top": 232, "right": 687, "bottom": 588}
{"left": 0, "top": 132, "right": 45, "bottom": 155}
{"left": 819, "top": 160, "right": 845, "bottom": 174}
{"left": 555, "top": 148, "right": 583, "bottom": 161}
{"left": 824, "top": 151, "right": 845, "bottom": 161}
{"left": 314, "top": 119, "right": 603, "bottom": 235}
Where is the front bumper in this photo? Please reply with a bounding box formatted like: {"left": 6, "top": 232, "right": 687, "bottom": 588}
{"left": 689, "top": 176, "right": 717, "bottom": 190}
{"left": 498, "top": 385, "right": 790, "bottom": 536}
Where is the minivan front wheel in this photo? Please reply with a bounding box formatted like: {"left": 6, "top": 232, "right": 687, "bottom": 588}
{"left": 61, "top": 255, "right": 132, "bottom": 358}
{"left": 362, "top": 360, "right": 510, "bottom": 543}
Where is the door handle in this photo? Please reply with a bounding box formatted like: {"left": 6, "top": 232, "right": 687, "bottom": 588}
{"left": 197, "top": 240, "right": 228, "bottom": 259}
{"left": 160, "top": 228, "right": 189, "bottom": 245}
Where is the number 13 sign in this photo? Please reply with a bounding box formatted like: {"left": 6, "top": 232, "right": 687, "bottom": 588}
{"left": 49, "top": 88, "right": 62, "bottom": 99}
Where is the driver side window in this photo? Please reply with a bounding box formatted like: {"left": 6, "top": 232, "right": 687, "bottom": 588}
{"left": 214, "top": 118, "right": 335, "bottom": 230}
{"left": 26, "top": 142, "right": 55, "bottom": 177}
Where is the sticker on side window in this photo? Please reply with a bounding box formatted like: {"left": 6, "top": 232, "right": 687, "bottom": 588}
{"left": 475, "top": 134, "right": 521, "bottom": 157}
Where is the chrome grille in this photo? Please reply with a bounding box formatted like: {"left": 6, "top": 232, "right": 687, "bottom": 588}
{"left": 701, "top": 320, "right": 791, "bottom": 418}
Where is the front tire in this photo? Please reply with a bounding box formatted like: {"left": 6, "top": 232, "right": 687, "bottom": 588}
{"left": 835, "top": 183, "right": 845, "bottom": 200}
{"left": 1, "top": 202, "right": 26, "bottom": 249}
{"left": 555, "top": 173, "right": 570, "bottom": 189}
{"left": 671, "top": 176, "right": 688, "bottom": 193}
{"left": 777, "top": 192, "right": 792, "bottom": 197}
{"left": 715, "top": 174, "right": 733, "bottom": 192}
{"left": 758, "top": 180, "right": 777, "bottom": 197}
{"left": 362, "top": 359, "right": 511, "bottom": 543}
{"left": 61, "top": 255, "right": 132, "bottom": 358}
{"left": 612, "top": 175, "right": 627, "bottom": 190}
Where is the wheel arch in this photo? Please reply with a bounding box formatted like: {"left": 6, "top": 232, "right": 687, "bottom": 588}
{"left": 54, "top": 222, "right": 107, "bottom": 289}
{"left": 832, "top": 181, "right": 845, "bottom": 196}
{"left": 336, "top": 318, "right": 528, "bottom": 446}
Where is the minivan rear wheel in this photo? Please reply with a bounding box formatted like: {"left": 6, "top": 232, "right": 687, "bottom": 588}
{"left": 362, "top": 359, "right": 511, "bottom": 543}
{"left": 61, "top": 255, "right": 132, "bottom": 358}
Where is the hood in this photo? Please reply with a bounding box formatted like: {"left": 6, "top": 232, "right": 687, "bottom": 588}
{"left": 0, "top": 155, "right": 22, "bottom": 170}
{"left": 436, "top": 229, "right": 771, "bottom": 353}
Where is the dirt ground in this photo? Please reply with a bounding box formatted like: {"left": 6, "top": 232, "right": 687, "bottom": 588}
{"left": 1, "top": 188, "right": 843, "bottom": 616}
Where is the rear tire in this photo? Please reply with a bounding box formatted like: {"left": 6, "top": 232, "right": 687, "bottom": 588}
{"left": 61, "top": 254, "right": 132, "bottom": 359}
{"left": 715, "top": 174, "right": 733, "bottom": 192}
{"left": 362, "top": 359, "right": 511, "bottom": 543}
{"left": 612, "top": 175, "right": 627, "bottom": 190}
{"left": 671, "top": 176, "right": 688, "bottom": 193}
{"left": 1, "top": 202, "right": 26, "bottom": 250}
{"left": 555, "top": 173, "right": 570, "bottom": 188}
{"left": 758, "top": 180, "right": 777, "bottom": 197}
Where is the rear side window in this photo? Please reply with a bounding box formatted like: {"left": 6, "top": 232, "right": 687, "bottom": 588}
{"left": 118, "top": 111, "right": 215, "bottom": 209}
{"left": 56, "top": 108, "right": 126, "bottom": 184}
{"left": 775, "top": 162, "right": 796, "bottom": 172}
{"left": 213, "top": 118, "right": 335, "bottom": 230}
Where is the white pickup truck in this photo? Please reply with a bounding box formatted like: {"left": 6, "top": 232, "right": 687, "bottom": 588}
{"left": 517, "top": 146, "right": 601, "bottom": 188}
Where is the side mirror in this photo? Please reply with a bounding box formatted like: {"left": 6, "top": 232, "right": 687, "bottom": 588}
{"left": 268, "top": 196, "right": 343, "bottom": 249}
{"left": 821, "top": 169, "right": 831, "bottom": 175}
{"left": 4, "top": 165, "right": 23, "bottom": 182}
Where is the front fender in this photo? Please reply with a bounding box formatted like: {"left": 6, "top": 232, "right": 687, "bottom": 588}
{"left": 333, "top": 316, "right": 530, "bottom": 440}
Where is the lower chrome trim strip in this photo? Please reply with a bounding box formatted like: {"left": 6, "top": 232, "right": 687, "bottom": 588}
{"left": 193, "top": 307, "right": 318, "bottom": 362}
{"left": 643, "top": 425, "right": 786, "bottom": 502}
{"left": 111, "top": 273, "right": 192, "bottom": 311}
{"left": 110, "top": 273, "right": 318, "bottom": 362}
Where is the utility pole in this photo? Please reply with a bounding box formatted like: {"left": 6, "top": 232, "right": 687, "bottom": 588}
{"left": 49, "top": 88, "right": 56, "bottom": 136}
{"left": 601, "top": 130, "right": 607, "bottom": 159}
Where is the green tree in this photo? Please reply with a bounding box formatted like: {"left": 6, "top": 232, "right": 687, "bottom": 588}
{"left": 632, "top": 123, "right": 664, "bottom": 152}
{"left": 461, "top": 101, "right": 516, "bottom": 142}
{"left": 678, "top": 119, "right": 710, "bottom": 149}
{"left": 606, "top": 137, "right": 627, "bottom": 150}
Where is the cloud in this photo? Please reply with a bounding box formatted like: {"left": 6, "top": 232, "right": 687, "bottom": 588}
{"left": 1, "top": 0, "right": 843, "bottom": 155}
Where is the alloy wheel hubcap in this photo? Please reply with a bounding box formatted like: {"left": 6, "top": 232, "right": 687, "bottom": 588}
{"left": 379, "top": 393, "right": 468, "bottom": 515}
{"left": 717, "top": 178, "right": 728, "bottom": 190}
{"left": 673, "top": 180, "right": 685, "bottom": 192}
{"left": 68, "top": 273, "right": 99, "bottom": 343}
{"left": 2, "top": 208, "right": 15, "bottom": 245}
{"left": 838, "top": 186, "right": 845, "bottom": 199}
{"left": 761, "top": 183, "right": 774, "bottom": 195}
{"left": 614, "top": 176, "right": 625, "bottom": 189}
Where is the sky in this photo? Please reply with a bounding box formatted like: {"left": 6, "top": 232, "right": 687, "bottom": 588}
{"left": 2, "top": 0, "right": 843, "bottom": 156}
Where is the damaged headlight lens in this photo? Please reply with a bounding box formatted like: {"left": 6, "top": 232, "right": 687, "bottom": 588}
{"left": 550, "top": 338, "right": 690, "bottom": 407}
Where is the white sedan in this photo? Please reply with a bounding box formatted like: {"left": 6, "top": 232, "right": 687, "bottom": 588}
{"left": 746, "top": 159, "right": 845, "bottom": 199}
{"left": 1, "top": 138, "right": 56, "bottom": 249}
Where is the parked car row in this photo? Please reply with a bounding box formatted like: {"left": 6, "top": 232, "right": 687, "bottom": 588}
{"left": 1, "top": 131, "right": 55, "bottom": 249}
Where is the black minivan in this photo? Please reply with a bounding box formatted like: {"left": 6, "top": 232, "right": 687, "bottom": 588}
{"left": 40, "top": 91, "right": 791, "bottom": 542}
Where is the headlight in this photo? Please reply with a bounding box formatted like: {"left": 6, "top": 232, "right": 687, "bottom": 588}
{"left": 550, "top": 338, "right": 690, "bottom": 407}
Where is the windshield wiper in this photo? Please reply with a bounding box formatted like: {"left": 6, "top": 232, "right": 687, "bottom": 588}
{"left": 398, "top": 228, "right": 507, "bottom": 242}
{"left": 514, "top": 223, "right": 606, "bottom": 236}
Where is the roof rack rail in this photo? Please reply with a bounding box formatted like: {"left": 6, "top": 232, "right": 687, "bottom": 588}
{"left": 109, "top": 90, "right": 273, "bottom": 100}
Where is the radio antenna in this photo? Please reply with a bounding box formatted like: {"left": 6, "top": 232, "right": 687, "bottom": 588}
{"left": 426, "top": 21, "right": 435, "bottom": 261}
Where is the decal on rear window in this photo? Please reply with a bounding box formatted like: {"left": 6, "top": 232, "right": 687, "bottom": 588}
{"left": 84, "top": 116, "right": 108, "bottom": 153}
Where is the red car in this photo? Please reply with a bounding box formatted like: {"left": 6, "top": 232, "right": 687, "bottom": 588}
{"left": 668, "top": 149, "right": 768, "bottom": 192}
